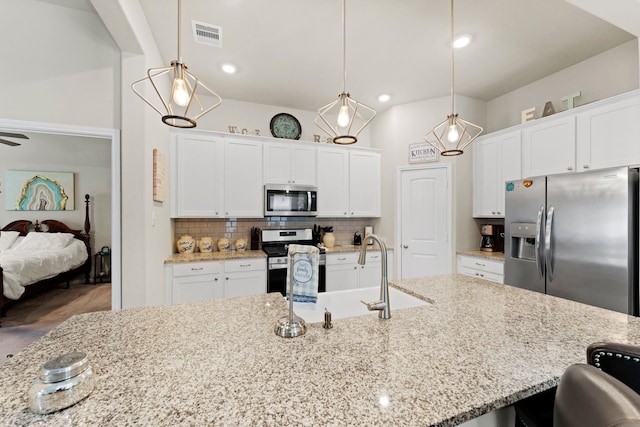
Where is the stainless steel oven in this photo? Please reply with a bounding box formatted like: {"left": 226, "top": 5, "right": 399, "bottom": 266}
{"left": 262, "top": 228, "right": 325, "bottom": 296}
{"left": 264, "top": 184, "right": 317, "bottom": 217}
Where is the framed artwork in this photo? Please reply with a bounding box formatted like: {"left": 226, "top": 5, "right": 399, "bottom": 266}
{"left": 153, "top": 149, "right": 167, "bottom": 202}
{"left": 409, "top": 143, "right": 439, "bottom": 163}
{"left": 5, "top": 171, "right": 75, "bottom": 211}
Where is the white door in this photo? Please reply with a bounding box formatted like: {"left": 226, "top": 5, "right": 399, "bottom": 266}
{"left": 398, "top": 166, "right": 451, "bottom": 279}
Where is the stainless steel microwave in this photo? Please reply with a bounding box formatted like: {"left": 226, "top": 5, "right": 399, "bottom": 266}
{"left": 264, "top": 184, "right": 318, "bottom": 217}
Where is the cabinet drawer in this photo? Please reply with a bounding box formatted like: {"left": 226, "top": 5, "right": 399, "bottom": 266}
{"left": 326, "top": 252, "right": 359, "bottom": 265}
{"left": 459, "top": 256, "right": 504, "bottom": 275}
{"left": 459, "top": 266, "right": 504, "bottom": 284}
{"left": 365, "top": 251, "right": 383, "bottom": 264}
{"left": 173, "top": 262, "right": 222, "bottom": 277}
{"left": 224, "top": 258, "right": 265, "bottom": 273}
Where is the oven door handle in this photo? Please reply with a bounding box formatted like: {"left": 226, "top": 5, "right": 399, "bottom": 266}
{"left": 268, "top": 264, "right": 288, "bottom": 270}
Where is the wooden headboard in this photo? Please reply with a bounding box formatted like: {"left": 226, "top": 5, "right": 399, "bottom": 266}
{"left": 1, "top": 194, "right": 91, "bottom": 247}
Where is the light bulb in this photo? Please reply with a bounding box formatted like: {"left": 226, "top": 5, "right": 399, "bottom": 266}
{"left": 172, "top": 78, "right": 190, "bottom": 107}
{"left": 447, "top": 124, "right": 459, "bottom": 143}
{"left": 337, "top": 105, "right": 350, "bottom": 128}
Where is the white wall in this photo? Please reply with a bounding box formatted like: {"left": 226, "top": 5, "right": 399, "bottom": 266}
{"left": 370, "top": 95, "right": 485, "bottom": 260}
{"left": 0, "top": 0, "right": 120, "bottom": 129}
{"left": 486, "top": 39, "right": 639, "bottom": 132}
{"left": 0, "top": 134, "right": 112, "bottom": 252}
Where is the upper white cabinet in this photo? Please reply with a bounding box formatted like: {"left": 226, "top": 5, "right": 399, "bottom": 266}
{"left": 576, "top": 91, "right": 640, "bottom": 171}
{"left": 224, "top": 138, "right": 263, "bottom": 218}
{"left": 171, "top": 133, "right": 225, "bottom": 217}
{"left": 317, "top": 147, "right": 349, "bottom": 217}
{"left": 522, "top": 115, "right": 576, "bottom": 177}
{"left": 170, "top": 133, "right": 263, "bottom": 218}
{"left": 317, "top": 147, "right": 381, "bottom": 218}
{"left": 264, "top": 141, "right": 317, "bottom": 185}
{"left": 473, "top": 130, "right": 521, "bottom": 218}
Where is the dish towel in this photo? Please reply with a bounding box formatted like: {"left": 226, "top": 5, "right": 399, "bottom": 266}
{"left": 286, "top": 244, "right": 319, "bottom": 303}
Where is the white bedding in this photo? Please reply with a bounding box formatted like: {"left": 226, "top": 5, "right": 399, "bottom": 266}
{"left": 0, "top": 238, "right": 88, "bottom": 300}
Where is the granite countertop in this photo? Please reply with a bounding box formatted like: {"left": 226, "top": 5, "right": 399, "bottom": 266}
{"left": 2, "top": 275, "right": 639, "bottom": 426}
{"left": 457, "top": 249, "right": 505, "bottom": 261}
{"left": 165, "top": 250, "right": 267, "bottom": 264}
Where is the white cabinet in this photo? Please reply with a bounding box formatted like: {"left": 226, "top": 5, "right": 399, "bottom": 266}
{"left": 317, "top": 148, "right": 381, "bottom": 218}
{"left": 165, "top": 258, "right": 266, "bottom": 304}
{"left": 264, "top": 142, "right": 317, "bottom": 185}
{"left": 349, "top": 149, "right": 381, "bottom": 217}
{"left": 317, "top": 148, "right": 349, "bottom": 216}
{"left": 456, "top": 254, "right": 504, "bottom": 284}
{"left": 223, "top": 259, "right": 266, "bottom": 298}
{"left": 576, "top": 91, "right": 640, "bottom": 172}
{"left": 171, "top": 134, "right": 225, "bottom": 217}
{"left": 325, "top": 250, "right": 394, "bottom": 292}
{"left": 325, "top": 252, "right": 359, "bottom": 292}
{"left": 168, "top": 262, "right": 224, "bottom": 304}
{"left": 170, "top": 133, "right": 263, "bottom": 218}
{"left": 522, "top": 115, "right": 576, "bottom": 177}
{"left": 224, "top": 138, "right": 264, "bottom": 218}
{"left": 473, "top": 130, "right": 521, "bottom": 218}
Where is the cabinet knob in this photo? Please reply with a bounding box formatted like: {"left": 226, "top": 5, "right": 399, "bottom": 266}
{"left": 403, "top": 245, "right": 409, "bottom": 249}
{"left": 225, "top": 277, "right": 229, "bottom": 280}
{"left": 583, "top": 164, "right": 589, "bottom": 169}
{"left": 344, "top": 212, "right": 348, "bottom": 216}
{"left": 214, "top": 278, "right": 218, "bottom": 281}
{"left": 567, "top": 166, "right": 573, "bottom": 171}
{"left": 497, "top": 211, "right": 501, "bottom": 215}
{"left": 353, "top": 266, "right": 357, "bottom": 270}
{"left": 492, "top": 211, "right": 496, "bottom": 214}
{"left": 351, "top": 212, "right": 354, "bottom": 215}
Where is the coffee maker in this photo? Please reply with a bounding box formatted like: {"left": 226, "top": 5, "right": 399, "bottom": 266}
{"left": 480, "top": 224, "right": 504, "bottom": 252}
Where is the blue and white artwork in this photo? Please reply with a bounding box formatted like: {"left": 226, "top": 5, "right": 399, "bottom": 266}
{"left": 5, "top": 171, "right": 74, "bottom": 211}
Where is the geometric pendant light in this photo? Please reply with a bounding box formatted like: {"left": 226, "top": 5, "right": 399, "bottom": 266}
{"left": 315, "top": 0, "right": 376, "bottom": 144}
{"left": 131, "top": 0, "right": 222, "bottom": 129}
{"left": 424, "top": 0, "right": 482, "bottom": 156}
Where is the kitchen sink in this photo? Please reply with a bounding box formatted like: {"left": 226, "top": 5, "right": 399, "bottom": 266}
{"left": 291, "top": 286, "right": 430, "bottom": 323}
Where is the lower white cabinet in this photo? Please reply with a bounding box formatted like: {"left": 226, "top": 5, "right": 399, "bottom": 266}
{"left": 456, "top": 254, "right": 504, "bottom": 284}
{"left": 165, "top": 258, "right": 266, "bottom": 304}
{"left": 326, "top": 250, "right": 394, "bottom": 292}
{"left": 222, "top": 259, "right": 266, "bottom": 298}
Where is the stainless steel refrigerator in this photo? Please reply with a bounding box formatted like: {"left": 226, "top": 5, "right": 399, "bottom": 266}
{"left": 504, "top": 167, "right": 638, "bottom": 315}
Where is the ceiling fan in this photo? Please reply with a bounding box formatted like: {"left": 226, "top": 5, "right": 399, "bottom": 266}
{"left": 0, "top": 132, "right": 29, "bottom": 146}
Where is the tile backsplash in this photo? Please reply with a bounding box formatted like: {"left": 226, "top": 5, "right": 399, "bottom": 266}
{"left": 173, "top": 217, "right": 374, "bottom": 252}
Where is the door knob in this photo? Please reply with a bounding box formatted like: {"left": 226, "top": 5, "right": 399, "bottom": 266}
{"left": 403, "top": 245, "right": 408, "bottom": 249}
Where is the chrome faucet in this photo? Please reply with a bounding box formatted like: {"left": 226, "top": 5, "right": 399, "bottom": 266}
{"left": 358, "top": 234, "right": 391, "bottom": 319}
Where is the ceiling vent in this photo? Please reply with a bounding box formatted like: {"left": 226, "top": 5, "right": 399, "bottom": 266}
{"left": 192, "top": 20, "right": 222, "bottom": 47}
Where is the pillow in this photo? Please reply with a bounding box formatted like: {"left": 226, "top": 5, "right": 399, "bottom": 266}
{"left": 12, "top": 232, "right": 75, "bottom": 250}
{"left": 0, "top": 231, "right": 20, "bottom": 250}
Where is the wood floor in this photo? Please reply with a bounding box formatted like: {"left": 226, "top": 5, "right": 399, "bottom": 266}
{"left": 1, "top": 282, "right": 111, "bottom": 327}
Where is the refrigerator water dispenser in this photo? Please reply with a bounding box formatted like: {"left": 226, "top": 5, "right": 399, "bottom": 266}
{"left": 510, "top": 223, "right": 536, "bottom": 260}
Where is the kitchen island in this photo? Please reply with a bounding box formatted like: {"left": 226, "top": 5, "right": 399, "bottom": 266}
{"left": 1, "top": 274, "right": 639, "bottom": 426}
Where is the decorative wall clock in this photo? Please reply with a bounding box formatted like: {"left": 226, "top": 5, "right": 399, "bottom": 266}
{"left": 270, "top": 113, "right": 302, "bottom": 140}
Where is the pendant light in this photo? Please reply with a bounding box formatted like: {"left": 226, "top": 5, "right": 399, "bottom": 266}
{"left": 132, "top": 0, "right": 222, "bottom": 128}
{"left": 315, "top": 0, "right": 376, "bottom": 144}
{"left": 424, "top": 0, "right": 482, "bottom": 156}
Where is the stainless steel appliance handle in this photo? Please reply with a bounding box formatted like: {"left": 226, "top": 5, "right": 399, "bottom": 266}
{"left": 535, "top": 205, "right": 545, "bottom": 280}
{"left": 545, "top": 206, "right": 555, "bottom": 282}
{"left": 307, "top": 191, "right": 312, "bottom": 211}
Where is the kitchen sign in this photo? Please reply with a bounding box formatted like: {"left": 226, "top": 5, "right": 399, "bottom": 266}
{"left": 409, "top": 143, "right": 438, "bottom": 163}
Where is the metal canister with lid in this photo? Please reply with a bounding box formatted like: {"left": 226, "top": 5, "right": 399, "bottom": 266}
{"left": 28, "top": 352, "right": 95, "bottom": 414}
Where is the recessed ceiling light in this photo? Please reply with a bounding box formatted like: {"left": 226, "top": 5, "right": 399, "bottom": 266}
{"left": 378, "top": 94, "right": 391, "bottom": 103}
{"left": 453, "top": 35, "right": 472, "bottom": 49}
{"left": 221, "top": 63, "right": 237, "bottom": 74}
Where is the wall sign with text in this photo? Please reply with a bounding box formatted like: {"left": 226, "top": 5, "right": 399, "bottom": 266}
{"left": 409, "top": 143, "right": 439, "bottom": 163}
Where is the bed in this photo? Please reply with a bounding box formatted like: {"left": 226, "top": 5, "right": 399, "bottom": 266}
{"left": 0, "top": 194, "right": 91, "bottom": 317}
